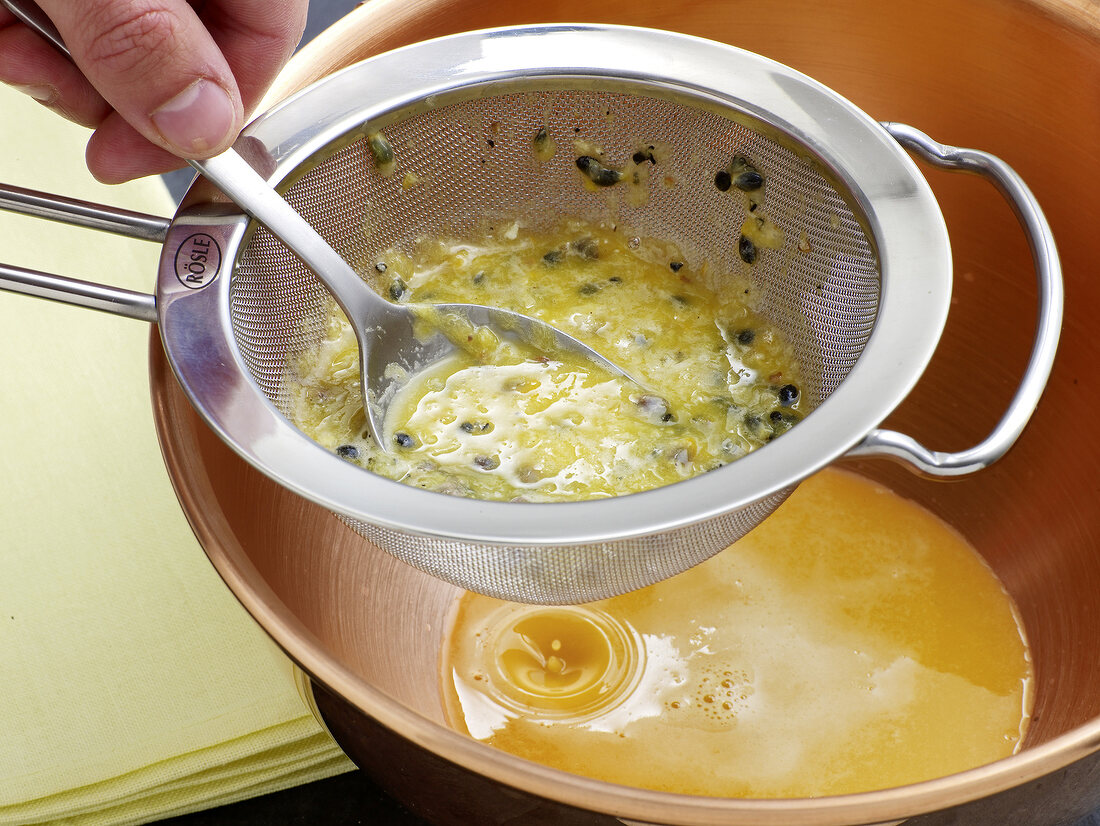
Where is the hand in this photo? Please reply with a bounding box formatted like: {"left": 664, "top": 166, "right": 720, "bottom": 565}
{"left": 0, "top": 0, "right": 308, "bottom": 183}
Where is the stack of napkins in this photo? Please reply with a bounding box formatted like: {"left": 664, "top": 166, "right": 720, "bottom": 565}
{"left": 0, "top": 86, "right": 353, "bottom": 824}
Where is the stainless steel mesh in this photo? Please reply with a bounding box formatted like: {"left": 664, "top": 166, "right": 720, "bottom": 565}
{"left": 227, "top": 85, "right": 879, "bottom": 603}
{"left": 341, "top": 492, "right": 791, "bottom": 604}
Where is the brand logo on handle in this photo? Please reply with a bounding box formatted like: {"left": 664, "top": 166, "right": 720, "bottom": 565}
{"left": 174, "top": 233, "right": 222, "bottom": 289}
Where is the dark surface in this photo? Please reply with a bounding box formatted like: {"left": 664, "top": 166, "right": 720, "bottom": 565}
{"left": 155, "top": 769, "right": 429, "bottom": 826}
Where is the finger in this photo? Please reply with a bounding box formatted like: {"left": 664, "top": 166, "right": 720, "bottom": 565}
{"left": 0, "top": 13, "right": 111, "bottom": 128}
{"left": 82, "top": 0, "right": 308, "bottom": 184}
{"left": 38, "top": 0, "right": 244, "bottom": 160}
{"left": 85, "top": 112, "right": 188, "bottom": 183}
{"left": 84, "top": 0, "right": 308, "bottom": 183}
{"left": 197, "top": 0, "right": 307, "bottom": 114}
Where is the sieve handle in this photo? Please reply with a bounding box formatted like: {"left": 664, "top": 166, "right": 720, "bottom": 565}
{"left": 0, "top": 184, "right": 168, "bottom": 321}
{"left": 0, "top": 4, "right": 168, "bottom": 322}
{"left": 847, "top": 123, "right": 1063, "bottom": 476}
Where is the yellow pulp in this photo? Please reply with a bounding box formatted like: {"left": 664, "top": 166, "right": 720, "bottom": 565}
{"left": 442, "top": 469, "right": 1032, "bottom": 797}
{"left": 284, "top": 220, "right": 802, "bottom": 501}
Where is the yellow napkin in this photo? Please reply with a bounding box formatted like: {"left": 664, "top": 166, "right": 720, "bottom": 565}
{"left": 0, "top": 87, "right": 353, "bottom": 825}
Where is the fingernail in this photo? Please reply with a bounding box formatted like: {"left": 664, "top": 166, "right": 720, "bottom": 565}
{"left": 9, "top": 82, "right": 57, "bottom": 103}
{"left": 150, "top": 78, "right": 237, "bottom": 155}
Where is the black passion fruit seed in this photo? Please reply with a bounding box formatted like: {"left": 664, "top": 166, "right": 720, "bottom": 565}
{"left": 768, "top": 409, "right": 801, "bottom": 437}
{"left": 669, "top": 261, "right": 683, "bottom": 272}
{"left": 728, "top": 156, "right": 764, "bottom": 192}
{"left": 736, "top": 170, "right": 765, "bottom": 191}
{"left": 737, "top": 329, "right": 756, "bottom": 345}
{"left": 532, "top": 126, "right": 556, "bottom": 161}
{"left": 367, "top": 131, "right": 395, "bottom": 175}
{"left": 460, "top": 421, "right": 494, "bottom": 435}
{"left": 543, "top": 249, "right": 563, "bottom": 265}
{"left": 778, "top": 384, "right": 800, "bottom": 406}
{"left": 714, "top": 170, "right": 732, "bottom": 191}
{"left": 389, "top": 277, "right": 409, "bottom": 301}
{"left": 576, "top": 156, "right": 623, "bottom": 186}
{"left": 394, "top": 432, "right": 418, "bottom": 449}
{"left": 571, "top": 237, "right": 600, "bottom": 259}
{"left": 336, "top": 444, "right": 359, "bottom": 459}
{"left": 635, "top": 394, "right": 675, "bottom": 424}
{"left": 738, "top": 234, "right": 758, "bottom": 264}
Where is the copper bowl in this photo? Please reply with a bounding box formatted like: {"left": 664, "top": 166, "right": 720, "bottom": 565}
{"left": 152, "top": 1, "right": 1100, "bottom": 823}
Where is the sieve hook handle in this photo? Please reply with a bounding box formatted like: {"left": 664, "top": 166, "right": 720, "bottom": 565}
{"left": 0, "top": 1, "right": 169, "bottom": 322}
{"left": 847, "top": 123, "right": 1063, "bottom": 476}
{"left": 0, "top": 184, "right": 168, "bottom": 322}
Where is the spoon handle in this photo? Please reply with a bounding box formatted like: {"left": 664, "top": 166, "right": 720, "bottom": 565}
{"left": 0, "top": 0, "right": 64, "bottom": 52}
{"left": 192, "top": 151, "right": 386, "bottom": 322}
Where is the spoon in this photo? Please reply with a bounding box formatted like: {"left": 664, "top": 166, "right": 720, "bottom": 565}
{"left": 3, "top": 0, "right": 635, "bottom": 445}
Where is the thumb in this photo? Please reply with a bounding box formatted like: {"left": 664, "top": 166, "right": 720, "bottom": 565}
{"left": 40, "top": 0, "right": 243, "bottom": 159}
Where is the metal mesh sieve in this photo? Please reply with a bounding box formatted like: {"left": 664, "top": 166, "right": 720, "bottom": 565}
{"left": 232, "top": 88, "right": 879, "bottom": 415}
{"left": 225, "top": 80, "right": 879, "bottom": 603}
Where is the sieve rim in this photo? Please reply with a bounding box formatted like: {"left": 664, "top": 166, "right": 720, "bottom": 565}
{"left": 156, "top": 24, "right": 951, "bottom": 547}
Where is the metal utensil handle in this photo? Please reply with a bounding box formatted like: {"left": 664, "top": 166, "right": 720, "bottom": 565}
{"left": 194, "top": 151, "right": 391, "bottom": 324}
{"left": 846, "top": 123, "right": 1063, "bottom": 476}
{"left": 0, "top": 261, "right": 159, "bottom": 321}
{"left": 0, "top": 185, "right": 168, "bottom": 321}
{"left": 0, "top": 0, "right": 62, "bottom": 51}
{"left": 0, "top": 183, "right": 170, "bottom": 241}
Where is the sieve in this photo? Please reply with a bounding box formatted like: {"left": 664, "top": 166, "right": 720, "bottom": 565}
{"left": 0, "top": 24, "right": 1061, "bottom": 604}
